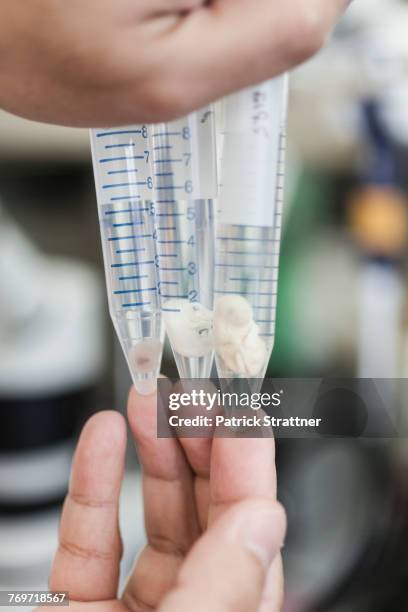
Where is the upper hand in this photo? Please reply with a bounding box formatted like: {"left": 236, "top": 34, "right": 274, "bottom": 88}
{"left": 0, "top": 0, "right": 350, "bottom": 126}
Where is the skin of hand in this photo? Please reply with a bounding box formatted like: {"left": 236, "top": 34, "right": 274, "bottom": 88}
{"left": 36, "top": 386, "right": 286, "bottom": 612}
{"left": 0, "top": 0, "right": 349, "bottom": 127}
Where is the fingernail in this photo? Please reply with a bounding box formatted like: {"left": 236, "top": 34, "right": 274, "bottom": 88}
{"left": 240, "top": 506, "right": 285, "bottom": 569}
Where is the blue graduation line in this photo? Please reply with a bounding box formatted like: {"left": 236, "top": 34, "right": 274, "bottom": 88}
{"left": 99, "top": 155, "right": 144, "bottom": 164}
{"left": 105, "top": 143, "right": 136, "bottom": 149}
{"left": 116, "top": 248, "right": 146, "bottom": 255}
{"left": 108, "top": 234, "right": 152, "bottom": 242}
{"left": 110, "top": 196, "right": 141, "bottom": 202}
{"left": 111, "top": 259, "right": 154, "bottom": 268}
{"left": 151, "top": 131, "right": 181, "bottom": 138}
{"left": 153, "top": 159, "right": 183, "bottom": 164}
{"left": 97, "top": 129, "right": 142, "bottom": 137}
{"left": 102, "top": 181, "right": 147, "bottom": 190}
{"left": 114, "top": 287, "right": 157, "bottom": 295}
{"left": 122, "top": 301, "right": 151, "bottom": 308}
{"left": 107, "top": 169, "right": 138, "bottom": 176}
{"left": 105, "top": 207, "right": 148, "bottom": 215}
{"left": 112, "top": 221, "right": 145, "bottom": 228}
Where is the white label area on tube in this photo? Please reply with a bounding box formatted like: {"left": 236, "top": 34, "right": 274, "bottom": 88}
{"left": 151, "top": 106, "right": 217, "bottom": 200}
{"left": 218, "top": 77, "right": 288, "bottom": 227}
{"left": 91, "top": 125, "right": 154, "bottom": 202}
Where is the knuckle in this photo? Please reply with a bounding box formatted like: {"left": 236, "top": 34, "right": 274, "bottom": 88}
{"left": 122, "top": 590, "right": 155, "bottom": 612}
{"left": 69, "top": 491, "right": 116, "bottom": 510}
{"left": 58, "top": 537, "right": 118, "bottom": 563}
{"left": 148, "top": 533, "right": 188, "bottom": 558}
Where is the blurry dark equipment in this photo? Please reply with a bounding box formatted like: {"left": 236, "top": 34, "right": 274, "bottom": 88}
{"left": 279, "top": 98, "right": 408, "bottom": 612}
{"left": 278, "top": 438, "right": 408, "bottom": 612}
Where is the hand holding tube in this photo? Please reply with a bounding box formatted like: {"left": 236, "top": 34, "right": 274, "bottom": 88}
{"left": 37, "top": 388, "right": 286, "bottom": 612}
{"left": 0, "top": 0, "right": 349, "bottom": 126}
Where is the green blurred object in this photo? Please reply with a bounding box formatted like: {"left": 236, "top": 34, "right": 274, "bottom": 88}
{"left": 268, "top": 168, "right": 339, "bottom": 376}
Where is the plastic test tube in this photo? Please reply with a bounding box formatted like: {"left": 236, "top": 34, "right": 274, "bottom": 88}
{"left": 214, "top": 77, "right": 288, "bottom": 386}
{"left": 150, "top": 107, "right": 218, "bottom": 379}
{"left": 90, "top": 125, "right": 163, "bottom": 395}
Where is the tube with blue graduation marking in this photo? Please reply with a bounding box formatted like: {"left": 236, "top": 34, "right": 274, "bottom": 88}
{"left": 90, "top": 125, "right": 164, "bottom": 395}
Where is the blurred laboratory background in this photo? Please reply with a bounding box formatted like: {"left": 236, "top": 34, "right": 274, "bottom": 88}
{"left": 1, "top": 0, "right": 408, "bottom": 610}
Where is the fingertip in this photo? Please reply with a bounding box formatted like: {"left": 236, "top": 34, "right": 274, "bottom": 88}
{"left": 127, "top": 384, "right": 140, "bottom": 414}
{"left": 81, "top": 410, "right": 127, "bottom": 453}
{"left": 127, "top": 376, "right": 171, "bottom": 429}
{"left": 70, "top": 411, "right": 127, "bottom": 503}
{"left": 128, "top": 375, "right": 168, "bottom": 408}
{"left": 127, "top": 384, "right": 157, "bottom": 418}
{"left": 127, "top": 384, "right": 161, "bottom": 447}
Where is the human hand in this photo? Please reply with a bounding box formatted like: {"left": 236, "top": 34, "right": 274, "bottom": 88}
{"left": 37, "top": 386, "right": 286, "bottom": 611}
{"left": 0, "top": 0, "right": 349, "bottom": 126}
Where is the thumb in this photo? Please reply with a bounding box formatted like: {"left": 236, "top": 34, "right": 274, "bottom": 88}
{"left": 158, "top": 500, "right": 286, "bottom": 612}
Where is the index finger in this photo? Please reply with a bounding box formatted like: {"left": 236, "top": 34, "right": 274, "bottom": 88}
{"left": 170, "top": 383, "right": 276, "bottom": 528}
{"left": 124, "top": 384, "right": 201, "bottom": 611}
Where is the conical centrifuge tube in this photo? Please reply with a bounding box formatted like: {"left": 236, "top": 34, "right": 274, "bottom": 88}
{"left": 214, "top": 77, "right": 288, "bottom": 388}
{"left": 150, "top": 108, "right": 218, "bottom": 378}
{"left": 90, "top": 125, "right": 164, "bottom": 395}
